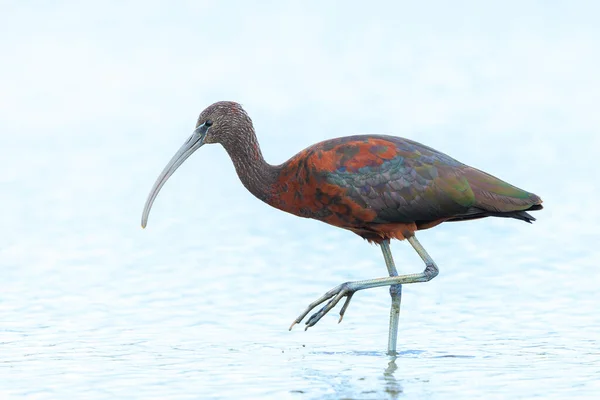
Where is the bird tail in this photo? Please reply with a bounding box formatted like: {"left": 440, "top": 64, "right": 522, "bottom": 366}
{"left": 444, "top": 166, "right": 543, "bottom": 224}
{"left": 446, "top": 203, "right": 543, "bottom": 224}
{"left": 460, "top": 167, "right": 543, "bottom": 217}
{"left": 485, "top": 204, "right": 543, "bottom": 223}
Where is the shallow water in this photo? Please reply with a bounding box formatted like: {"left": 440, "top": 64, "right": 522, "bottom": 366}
{"left": 1, "top": 131, "right": 599, "bottom": 399}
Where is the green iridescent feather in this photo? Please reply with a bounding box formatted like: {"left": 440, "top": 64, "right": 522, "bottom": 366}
{"left": 321, "top": 135, "right": 542, "bottom": 224}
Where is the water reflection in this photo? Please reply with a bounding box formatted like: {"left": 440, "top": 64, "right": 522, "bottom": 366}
{"left": 383, "top": 357, "right": 403, "bottom": 399}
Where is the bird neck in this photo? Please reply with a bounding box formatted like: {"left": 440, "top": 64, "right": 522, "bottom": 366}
{"left": 221, "top": 128, "right": 279, "bottom": 203}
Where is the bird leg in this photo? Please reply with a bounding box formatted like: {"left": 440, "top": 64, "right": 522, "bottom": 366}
{"left": 381, "top": 240, "right": 402, "bottom": 356}
{"left": 289, "top": 235, "right": 438, "bottom": 333}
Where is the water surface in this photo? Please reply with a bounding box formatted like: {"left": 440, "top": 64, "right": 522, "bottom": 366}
{"left": 1, "top": 133, "right": 598, "bottom": 399}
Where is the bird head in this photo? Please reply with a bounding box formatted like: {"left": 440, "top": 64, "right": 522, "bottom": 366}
{"left": 141, "top": 101, "right": 250, "bottom": 228}
{"left": 197, "top": 101, "right": 252, "bottom": 145}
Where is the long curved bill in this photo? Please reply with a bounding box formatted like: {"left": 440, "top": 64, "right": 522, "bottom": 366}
{"left": 141, "top": 123, "right": 210, "bottom": 228}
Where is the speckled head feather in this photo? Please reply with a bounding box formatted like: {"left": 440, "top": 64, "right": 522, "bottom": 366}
{"left": 193, "top": 101, "right": 278, "bottom": 203}
{"left": 196, "top": 101, "right": 254, "bottom": 146}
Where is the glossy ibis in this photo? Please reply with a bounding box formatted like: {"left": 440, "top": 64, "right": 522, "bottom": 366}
{"left": 142, "top": 101, "right": 542, "bottom": 354}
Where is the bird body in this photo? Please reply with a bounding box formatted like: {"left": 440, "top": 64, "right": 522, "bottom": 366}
{"left": 271, "top": 134, "right": 542, "bottom": 243}
{"left": 142, "top": 101, "right": 542, "bottom": 354}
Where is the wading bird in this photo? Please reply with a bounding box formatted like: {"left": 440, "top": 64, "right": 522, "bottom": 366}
{"left": 142, "top": 101, "right": 542, "bottom": 354}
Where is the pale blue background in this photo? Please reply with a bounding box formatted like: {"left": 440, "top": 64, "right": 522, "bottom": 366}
{"left": 1, "top": 1, "right": 599, "bottom": 399}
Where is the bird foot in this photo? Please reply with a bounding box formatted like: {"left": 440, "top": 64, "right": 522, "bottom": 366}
{"left": 289, "top": 282, "right": 356, "bottom": 331}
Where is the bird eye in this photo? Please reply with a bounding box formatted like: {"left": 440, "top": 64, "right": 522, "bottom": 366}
{"left": 205, "top": 119, "right": 213, "bottom": 127}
